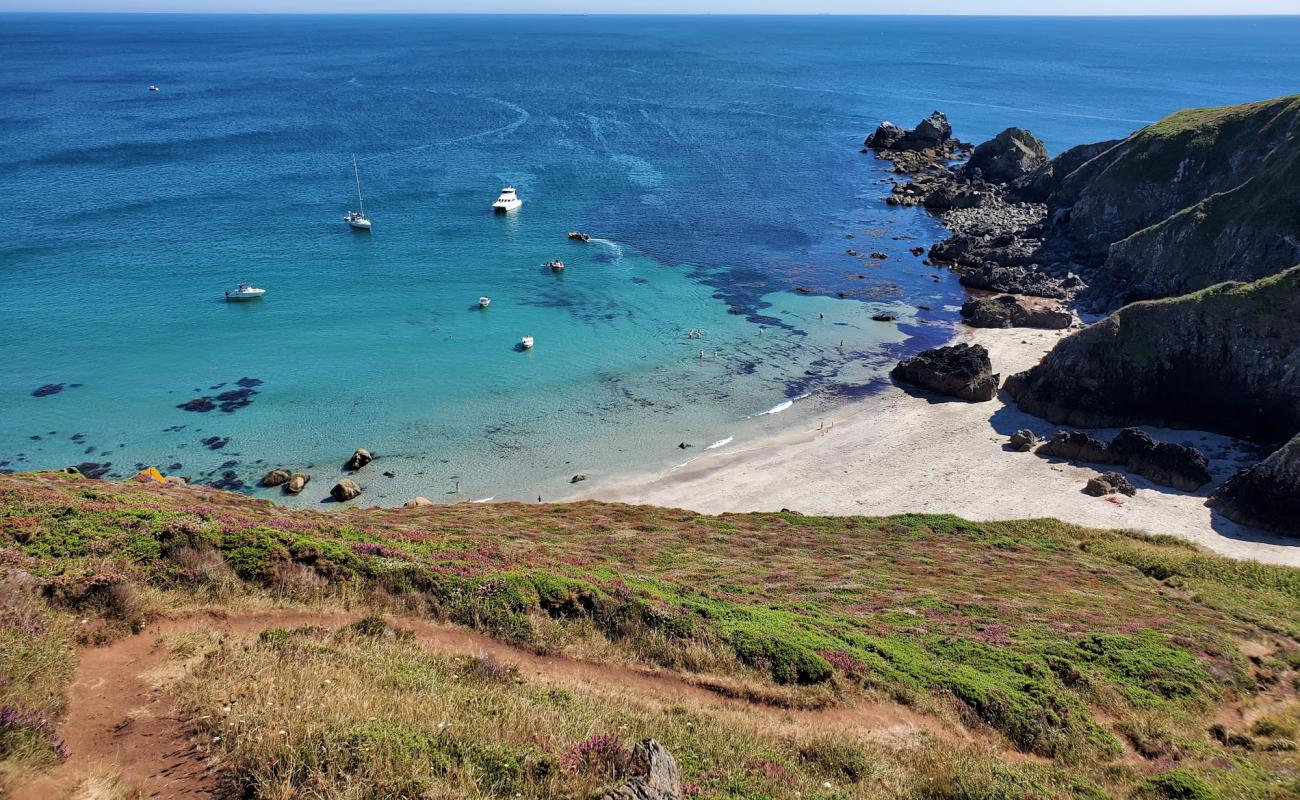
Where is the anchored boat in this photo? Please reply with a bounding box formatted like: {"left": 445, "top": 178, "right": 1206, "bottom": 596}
{"left": 344, "top": 156, "right": 372, "bottom": 230}
{"left": 492, "top": 186, "right": 522, "bottom": 213}
{"left": 225, "top": 283, "right": 266, "bottom": 302}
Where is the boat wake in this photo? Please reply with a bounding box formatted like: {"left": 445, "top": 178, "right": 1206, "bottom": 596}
{"left": 588, "top": 238, "right": 624, "bottom": 260}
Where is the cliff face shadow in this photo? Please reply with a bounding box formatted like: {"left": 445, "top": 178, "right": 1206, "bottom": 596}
{"left": 1208, "top": 508, "right": 1300, "bottom": 549}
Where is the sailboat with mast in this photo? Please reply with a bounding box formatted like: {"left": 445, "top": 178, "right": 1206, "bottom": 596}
{"left": 344, "top": 155, "right": 372, "bottom": 231}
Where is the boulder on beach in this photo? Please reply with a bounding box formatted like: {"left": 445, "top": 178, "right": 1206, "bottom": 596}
{"left": 1084, "top": 471, "right": 1137, "bottom": 497}
{"left": 331, "top": 479, "right": 362, "bottom": 502}
{"left": 403, "top": 496, "right": 434, "bottom": 508}
{"left": 260, "top": 469, "right": 290, "bottom": 488}
{"left": 964, "top": 127, "right": 1049, "bottom": 184}
{"left": 284, "top": 472, "right": 310, "bottom": 494}
{"left": 961, "top": 294, "right": 1072, "bottom": 330}
{"left": 890, "top": 343, "right": 999, "bottom": 402}
{"left": 345, "top": 448, "right": 373, "bottom": 471}
{"left": 1008, "top": 429, "right": 1039, "bottom": 452}
{"left": 570, "top": 474, "right": 587, "bottom": 484}
{"left": 1209, "top": 433, "right": 1300, "bottom": 536}
{"left": 1036, "top": 428, "right": 1210, "bottom": 492}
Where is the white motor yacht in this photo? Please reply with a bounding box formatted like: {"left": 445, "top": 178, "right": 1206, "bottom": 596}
{"left": 545, "top": 259, "right": 565, "bottom": 272}
{"left": 520, "top": 335, "right": 534, "bottom": 350}
{"left": 225, "top": 283, "right": 266, "bottom": 302}
{"left": 492, "top": 186, "right": 522, "bottom": 213}
{"left": 479, "top": 296, "right": 491, "bottom": 308}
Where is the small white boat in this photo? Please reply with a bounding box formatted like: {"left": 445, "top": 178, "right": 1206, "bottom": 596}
{"left": 492, "top": 186, "right": 522, "bottom": 213}
{"left": 225, "top": 283, "right": 266, "bottom": 302}
{"left": 520, "top": 335, "right": 534, "bottom": 350}
{"left": 345, "top": 156, "right": 372, "bottom": 230}
{"left": 545, "top": 259, "right": 565, "bottom": 272}
{"left": 479, "top": 296, "right": 491, "bottom": 308}
{"left": 148, "top": 85, "right": 159, "bottom": 92}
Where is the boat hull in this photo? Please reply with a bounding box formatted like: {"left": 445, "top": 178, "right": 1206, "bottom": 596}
{"left": 348, "top": 220, "right": 372, "bottom": 230}
{"left": 225, "top": 294, "right": 264, "bottom": 302}
{"left": 493, "top": 201, "right": 521, "bottom": 213}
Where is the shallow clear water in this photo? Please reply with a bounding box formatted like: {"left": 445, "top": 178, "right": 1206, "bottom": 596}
{"left": 2, "top": 14, "right": 1298, "bottom": 504}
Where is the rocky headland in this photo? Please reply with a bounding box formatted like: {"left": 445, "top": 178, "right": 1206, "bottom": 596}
{"left": 866, "top": 97, "right": 1300, "bottom": 536}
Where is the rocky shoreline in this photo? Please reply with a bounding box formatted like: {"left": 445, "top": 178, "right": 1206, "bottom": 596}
{"left": 866, "top": 101, "right": 1300, "bottom": 538}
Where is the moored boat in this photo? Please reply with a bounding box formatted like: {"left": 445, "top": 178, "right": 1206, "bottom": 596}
{"left": 545, "top": 259, "right": 565, "bottom": 272}
{"left": 225, "top": 283, "right": 266, "bottom": 302}
{"left": 492, "top": 187, "right": 522, "bottom": 213}
{"left": 479, "top": 296, "right": 491, "bottom": 308}
{"left": 345, "top": 156, "right": 372, "bottom": 230}
{"left": 520, "top": 335, "right": 534, "bottom": 349}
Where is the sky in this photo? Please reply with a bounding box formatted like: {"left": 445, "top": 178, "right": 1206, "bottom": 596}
{"left": 3, "top": 0, "right": 1298, "bottom": 12}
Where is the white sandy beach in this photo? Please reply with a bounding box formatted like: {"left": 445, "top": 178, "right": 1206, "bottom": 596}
{"left": 570, "top": 326, "right": 1300, "bottom": 567}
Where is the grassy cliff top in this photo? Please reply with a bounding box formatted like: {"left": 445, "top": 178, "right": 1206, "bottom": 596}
{"left": 1141, "top": 94, "right": 1300, "bottom": 141}
{"left": 3, "top": 471, "right": 1299, "bottom": 799}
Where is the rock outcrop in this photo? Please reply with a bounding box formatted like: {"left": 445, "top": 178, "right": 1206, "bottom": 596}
{"left": 1036, "top": 428, "right": 1211, "bottom": 492}
{"left": 961, "top": 294, "right": 1072, "bottom": 329}
{"left": 403, "top": 496, "right": 434, "bottom": 508}
{"left": 345, "top": 449, "right": 373, "bottom": 471}
{"left": 1006, "top": 266, "right": 1300, "bottom": 443}
{"left": 601, "top": 739, "right": 682, "bottom": 800}
{"left": 1208, "top": 434, "right": 1300, "bottom": 536}
{"left": 964, "top": 127, "right": 1049, "bottom": 184}
{"left": 330, "top": 479, "right": 361, "bottom": 502}
{"left": 1085, "top": 471, "right": 1137, "bottom": 497}
{"left": 865, "top": 111, "right": 966, "bottom": 173}
{"left": 284, "top": 472, "right": 309, "bottom": 494}
{"left": 957, "top": 264, "right": 1082, "bottom": 300}
{"left": 1008, "top": 429, "right": 1039, "bottom": 451}
{"left": 891, "top": 343, "right": 999, "bottom": 402}
{"left": 260, "top": 469, "right": 290, "bottom": 488}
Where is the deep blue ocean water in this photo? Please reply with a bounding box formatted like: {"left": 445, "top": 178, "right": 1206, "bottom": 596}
{"left": 3, "top": 14, "right": 1298, "bottom": 504}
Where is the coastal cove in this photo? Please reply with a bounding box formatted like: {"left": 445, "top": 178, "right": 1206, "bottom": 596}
{"left": 4, "top": 14, "right": 1300, "bottom": 509}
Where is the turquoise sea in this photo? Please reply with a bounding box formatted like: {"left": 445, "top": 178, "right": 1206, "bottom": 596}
{"left": 3, "top": 14, "right": 1298, "bottom": 505}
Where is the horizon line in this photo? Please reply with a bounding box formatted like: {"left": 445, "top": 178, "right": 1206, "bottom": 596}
{"left": 4, "top": 10, "right": 1300, "bottom": 16}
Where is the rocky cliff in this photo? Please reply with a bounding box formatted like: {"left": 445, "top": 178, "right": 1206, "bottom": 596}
{"left": 1039, "top": 94, "right": 1300, "bottom": 307}
{"left": 1209, "top": 434, "right": 1300, "bottom": 536}
{"left": 1004, "top": 265, "right": 1300, "bottom": 443}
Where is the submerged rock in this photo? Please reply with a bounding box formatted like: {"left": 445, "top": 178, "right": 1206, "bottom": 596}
{"left": 1208, "top": 434, "right": 1300, "bottom": 536}
{"left": 891, "top": 343, "right": 999, "bottom": 402}
{"left": 331, "top": 479, "right": 362, "bottom": 502}
{"left": 32, "top": 383, "right": 65, "bottom": 397}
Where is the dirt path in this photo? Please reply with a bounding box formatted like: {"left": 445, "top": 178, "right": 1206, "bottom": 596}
{"left": 10, "top": 608, "right": 966, "bottom": 799}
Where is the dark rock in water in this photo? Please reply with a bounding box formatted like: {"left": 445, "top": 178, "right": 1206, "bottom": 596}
{"left": 1109, "top": 428, "right": 1211, "bottom": 492}
{"left": 345, "top": 448, "right": 373, "bottom": 471}
{"left": 964, "top": 127, "right": 1049, "bottom": 184}
{"left": 331, "top": 479, "right": 362, "bottom": 502}
{"left": 600, "top": 739, "right": 682, "bottom": 800}
{"left": 382, "top": 470, "right": 396, "bottom": 478}
{"left": 75, "top": 462, "right": 111, "bottom": 479}
{"left": 32, "top": 383, "right": 64, "bottom": 397}
{"left": 210, "top": 471, "right": 244, "bottom": 491}
{"left": 570, "top": 474, "right": 587, "bottom": 484}
{"left": 1209, "top": 434, "right": 1300, "bottom": 536}
{"left": 260, "top": 469, "right": 290, "bottom": 488}
{"left": 1038, "top": 431, "right": 1112, "bottom": 464}
{"left": 285, "top": 472, "right": 310, "bottom": 495}
{"left": 958, "top": 264, "right": 1081, "bottom": 300}
{"left": 910, "top": 246, "right": 926, "bottom": 256}
{"left": 871, "top": 313, "right": 897, "bottom": 322}
{"left": 215, "top": 388, "right": 255, "bottom": 412}
{"left": 870, "top": 251, "right": 888, "bottom": 260}
{"left": 178, "top": 397, "right": 216, "bottom": 413}
{"left": 891, "top": 343, "right": 999, "bottom": 402}
{"left": 1085, "top": 471, "right": 1137, "bottom": 497}
{"left": 961, "top": 295, "right": 1072, "bottom": 329}
{"left": 1036, "top": 428, "right": 1210, "bottom": 491}
{"left": 1006, "top": 267, "right": 1300, "bottom": 442}
{"left": 168, "top": 462, "right": 182, "bottom": 471}
{"left": 1008, "top": 429, "right": 1039, "bottom": 452}
{"left": 864, "top": 111, "right": 964, "bottom": 173}
{"left": 200, "top": 436, "right": 229, "bottom": 451}
{"left": 235, "top": 377, "right": 263, "bottom": 388}
{"left": 678, "top": 442, "right": 692, "bottom": 449}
